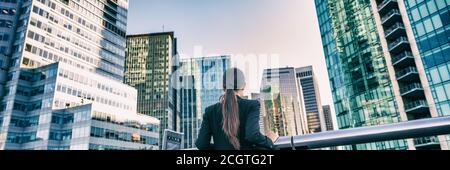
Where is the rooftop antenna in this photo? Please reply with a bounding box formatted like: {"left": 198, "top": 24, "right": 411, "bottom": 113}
{"left": 162, "top": 25, "right": 165, "bottom": 32}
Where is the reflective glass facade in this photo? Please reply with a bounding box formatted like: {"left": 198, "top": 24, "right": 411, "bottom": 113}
{"left": 53, "top": 104, "right": 158, "bottom": 150}
{"left": 176, "top": 56, "right": 230, "bottom": 149}
{"left": 322, "top": 105, "right": 334, "bottom": 131}
{"left": 180, "top": 56, "right": 231, "bottom": 114}
{"left": 0, "top": 0, "right": 138, "bottom": 150}
{"left": 124, "top": 32, "right": 177, "bottom": 146}
{"left": 1, "top": 62, "right": 157, "bottom": 150}
{"left": 0, "top": 0, "right": 27, "bottom": 99}
{"left": 21, "top": 0, "right": 128, "bottom": 80}
{"left": 315, "top": 0, "right": 408, "bottom": 150}
{"left": 178, "top": 75, "right": 199, "bottom": 149}
{"left": 296, "top": 66, "right": 326, "bottom": 133}
{"left": 403, "top": 0, "right": 450, "bottom": 148}
{"left": 260, "top": 67, "right": 308, "bottom": 137}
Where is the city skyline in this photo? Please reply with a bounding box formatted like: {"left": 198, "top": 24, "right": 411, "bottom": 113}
{"left": 126, "top": 0, "right": 335, "bottom": 110}
{"left": 0, "top": 0, "right": 448, "bottom": 151}
{"left": 176, "top": 55, "right": 231, "bottom": 149}
{"left": 315, "top": 0, "right": 450, "bottom": 150}
{"left": 0, "top": 0, "right": 160, "bottom": 150}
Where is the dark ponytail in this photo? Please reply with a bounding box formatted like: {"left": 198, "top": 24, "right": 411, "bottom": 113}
{"left": 222, "top": 89, "right": 240, "bottom": 150}
{"left": 222, "top": 68, "right": 246, "bottom": 150}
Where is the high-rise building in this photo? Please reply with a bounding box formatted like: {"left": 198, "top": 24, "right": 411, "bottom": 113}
{"left": 251, "top": 93, "right": 267, "bottom": 134}
{"left": 0, "top": 0, "right": 20, "bottom": 98}
{"left": 180, "top": 56, "right": 231, "bottom": 114}
{"left": 402, "top": 0, "right": 450, "bottom": 149}
{"left": 315, "top": 0, "right": 448, "bottom": 150}
{"left": 0, "top": 0, "right": 155, "bottom": 150}
{"left": 124, "top": 32, "right": 178, "bottom": 145}
{"left": 178, "top": 75, "right": 200, "bottom": 149}
{"left": 1, "top": 62, "right": 159, "bottom": 150}
{"left": 296, "top": 66, "right": 327, "bottom": 133}
{"left": 175, "top": 55, "right": 230, "bottom": 148}
{"left": 55, "top": 103, "right": 160, "bottom": 150}
{"left": 260, "top": 67, "right": 309, "bottom": 137}
{"left": 322, "top": 105, "right": 339, "bottom": 150}
{"left": 322, "top": 105, "right": 334, "bottom": 131}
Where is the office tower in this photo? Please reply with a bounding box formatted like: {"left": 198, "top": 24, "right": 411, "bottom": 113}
{"left": 251, "top": 93, "right": 266, "bottom": 134}
{"left": 322, "top": 106, "right": 339, "bottom": 150}
{"left": 315, "top": 0, "right": 448, "bottom": 149}
{"left": 402, "top": 0, "right": 450, "bottom": 149}
{"left": 56, "top": 103, "right": 160, "bottom": 150}
{"left": 0, "top": 0, "right": 156, "bottom": 150}
{"left": 296, "top": 66, "right": 327, "bottom": 133}
{"left": 1, "top": 62, "right": 159, "bottom": 150}
{"left": 124, "top": 32, "right": 178, "bottom": 145}
{"left": 176, "top": 55, "right": 230, "bottom": 148}
{"left": 260, "top": 67, "right": 309, "bottom": 137}
{"left": 170, "top": 54, "right": 181, "bottom": 133}
{"left": 180, "top": 56, "right": 231, "bottom": 114}
{"left": 322, "top": 105, "right": 334, "bottom": 131}
{"left": 0, "top": 0, "right": 20, "bottom": 99}
{"left": 178, "top": 75, "right": 200, "bottom": 149}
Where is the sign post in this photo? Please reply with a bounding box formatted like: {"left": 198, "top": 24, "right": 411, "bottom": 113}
{"left": 162, "top": 129, "right": 184, "bottom": 150}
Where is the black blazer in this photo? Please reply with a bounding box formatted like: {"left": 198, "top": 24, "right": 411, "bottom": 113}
{"left": 195, "top": 97, "right": 275, "bottom": 150}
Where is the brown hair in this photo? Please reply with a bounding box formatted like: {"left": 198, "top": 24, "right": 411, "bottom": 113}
{"left": 222, "top": 68, "right": 246, "bottom": 150}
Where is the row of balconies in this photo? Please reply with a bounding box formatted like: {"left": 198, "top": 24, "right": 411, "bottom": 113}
{"left": 405, "top": 100, "right": 429, "bottom": 114}
{"left": 392, "top": 51, "right": 414, "bottom": 67}
{"left": 388, "top": 36, "right": 410, "bottom": 54}
{"left": 400, "top": 83, "right": 424, "bottom": 98}
{"left": 381, "top": 9, "right": 402, "bottom": 26}
{"left": 396, "top": 66, "right": 419, "bottom": 82}
{"left": 385, "top": 22, "right": 406, "bottom": 40}
{"left": 378, "top": 0, "right": 398, "bottom": 15}
{"left": 378, "top": 0, "right": 438, "bottom": 149}
{"left": 414, "top": 136, "right": 441, "bottom": 149}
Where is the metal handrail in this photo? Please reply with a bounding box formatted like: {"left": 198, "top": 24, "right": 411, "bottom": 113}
{"left": 389, "top": 36, "right": 409, "bottom": 50}
{"left": 385, "top": 22, "right": 405, "bottom": 36}
{"left": 276, "top": 116, "right": 450, "bottom": 150}
{"left": 382, "top": 9, "right": 400, "bottom": 23}
{"left": 400, "top": 83, "right": 423, "bottom": 94}
{"left": 396, "top": 66, "right": 418, "bottom": 78}
{"left": 414, "top": 136, "right": 439, "bottom": 146}
{"left": 378, "top": 0, "right": 397, "bottom": 10}
{"left": 405, "top": 100, "right": 428, "bottom": 110}
{"left": 392, "top": 51, "right": 413, "bottom": 63}
{"left": 183, "top": 116, "right": 450, "bottom": 150}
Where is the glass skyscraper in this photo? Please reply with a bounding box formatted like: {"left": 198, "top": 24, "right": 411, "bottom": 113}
{"left": 0, "top": 0, "right": 160, "bottom": 150}
{"left": 315, "top": 0, "right": 449, "bottom": 150}
{"left": 176, "top": 55, "right": 230, "bottom": 149}
{"left": 180, "top": 56, "right": 231, "bottom": 114}
{"left": 178, "top": 75, "right": 199, "bottom": 149}
{"left": 402, "top": 0, "right": 450, "bottom": 148}
{"left": 296, "top": 66, "right": 327, "bottom": 133}
{"left": 124, "top": 32, "right": 178, "bottom": 146}
{"left": 260, "top": 67, "right": 309, "bottom": 137}
{"left": 322, "top": 105, "right": 335, "bottom": 131}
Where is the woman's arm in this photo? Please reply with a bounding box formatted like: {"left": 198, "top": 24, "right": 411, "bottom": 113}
{"left": 195, "top": 108, "right": 213, "bottom": 150}
{"left": 244, "top": 100, "right": 275, "bottom": 150}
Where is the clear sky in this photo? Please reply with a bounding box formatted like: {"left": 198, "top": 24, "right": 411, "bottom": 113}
{"left": 126, "top": 0, "right": 334, "bottom": 109}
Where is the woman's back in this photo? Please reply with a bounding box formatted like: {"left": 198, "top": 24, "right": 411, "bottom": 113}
{"left": 195, "top": 97, "right": 274, "bottom": 150}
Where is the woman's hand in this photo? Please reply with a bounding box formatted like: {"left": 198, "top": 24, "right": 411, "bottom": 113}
{"left": 266, "top": 130, "right": 279, "bottom": 143}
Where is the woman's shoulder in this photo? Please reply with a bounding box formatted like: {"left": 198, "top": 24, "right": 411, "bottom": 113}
{"left": 204, "top": 99, "right": 261, "bottom": 114}
{"left": 237, "top": 98, "right": 260, "bottom": 107}
{"left": 205, "top": 102, "right": 221, "bottom": 114}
